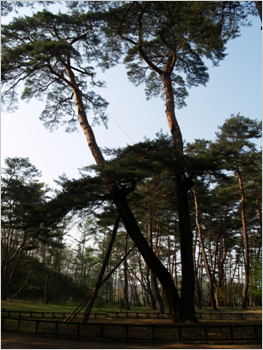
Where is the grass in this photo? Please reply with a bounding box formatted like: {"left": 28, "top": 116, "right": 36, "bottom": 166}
{"left": 1, "top": 299, "right": 169, "bottom": 314}
{"left": 1, "top": 299, "right": 262, "bottom": 314}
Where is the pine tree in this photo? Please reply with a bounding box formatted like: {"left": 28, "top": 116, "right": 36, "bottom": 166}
{"left": 104, "top": 0, "right": 257, "bottom": 321}
{"left": 1, "top": 9, "right": 184, "bottom": 321}
{"left": 1, "top": 157, "right": 48, "bottom": 300}
{"left": 212, "top": 114, "right": 262, "bottom": 308}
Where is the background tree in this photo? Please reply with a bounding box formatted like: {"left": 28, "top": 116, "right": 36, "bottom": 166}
{"left": 1, "top": 157, "right": 48, "bottom": 300}
{"left": 212, "top": 114, "right": 262, "bottom": 308}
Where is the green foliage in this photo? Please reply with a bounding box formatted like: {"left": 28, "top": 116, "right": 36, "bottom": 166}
{"left": 1, "top": 8, "right": 109, "bottom": 130}
{"left": 106, "top": 1, "right": 256, "bottom": 106}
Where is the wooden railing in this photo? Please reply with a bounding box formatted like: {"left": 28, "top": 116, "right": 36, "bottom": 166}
{"left": 1, "top": 317, "right": 261, "bottom": 344}
{"left": 1, "top": 310, "right": 262, "bottom": 321}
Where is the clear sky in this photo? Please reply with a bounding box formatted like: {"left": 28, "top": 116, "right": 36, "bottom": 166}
{"left": 1, "top": 1, "right": 262, "bottom": 193}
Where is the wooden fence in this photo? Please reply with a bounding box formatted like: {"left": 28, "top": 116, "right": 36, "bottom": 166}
{"left": 1, "top": 310, "right": 262, "bottom": 321}
{"left": 1, "top": 317, "right": 261, "bottom": 344}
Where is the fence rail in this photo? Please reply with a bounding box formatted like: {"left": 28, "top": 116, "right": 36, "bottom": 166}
{"left": 1, "top": 310, "right": 262, "bottom": 321}
{"left": 1, "top": 317, "right": 261, "bottom": 344}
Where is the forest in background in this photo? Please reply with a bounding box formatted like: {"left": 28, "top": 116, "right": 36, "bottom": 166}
{"left": 1, "top": 1, "right": 262, "bottom": 322}
{"left": 2, "top": 113, "right": 262, "bottom": 310}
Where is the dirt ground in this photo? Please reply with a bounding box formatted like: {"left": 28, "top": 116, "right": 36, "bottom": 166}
{"left": 1, "top": 332, "right": 262, "bottom": 349}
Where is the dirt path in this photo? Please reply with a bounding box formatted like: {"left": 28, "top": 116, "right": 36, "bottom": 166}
{"left": 1, "top": 332, "right": 262, "bottom": 349}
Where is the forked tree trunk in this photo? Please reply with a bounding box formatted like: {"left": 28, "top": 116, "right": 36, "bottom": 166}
{"left": 161, "top": 59, "right": 197, "bottom": 322}
{"left": 66, "top": 64, "right": 184, "bottom": 322}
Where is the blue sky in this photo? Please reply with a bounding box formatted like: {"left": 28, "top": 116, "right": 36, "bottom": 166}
{"left": 1, "top": 2, "right": 262, "bottom": 191}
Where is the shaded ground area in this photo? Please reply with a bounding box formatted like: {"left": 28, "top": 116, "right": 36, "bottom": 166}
{"left": 1, "top": 332, "right": 262, "bottom": 349}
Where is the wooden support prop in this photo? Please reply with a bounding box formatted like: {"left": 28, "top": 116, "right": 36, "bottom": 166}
{"left": 64, "top": 212, "right": 135, "bottom": 324}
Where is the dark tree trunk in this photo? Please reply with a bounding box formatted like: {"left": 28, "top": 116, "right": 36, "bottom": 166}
{"left": 123, "top": 231, "right": 130, "bottom": 310}
{"left": 112, "top": 187, "right": 183, "bottom": 322}
{"left": 150, "top": 270, "right": 164, "bottom": 313}
{"left": 161, "top": 61, "right": 197, "bottom": 322}
{"left": 82, "top": 215, "right": 120, "bottom": 323}
{"left": 176, "top": 174, "right": 197, "bottom": 320}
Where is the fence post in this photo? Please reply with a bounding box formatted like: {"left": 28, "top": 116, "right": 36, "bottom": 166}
{"left": 35, "top": 319, "right": 39, "bottom": 334}
{"left": 77, "top": 322, "right": 80, "bottom": 338}
{"left": 53, "top": 312, "right": 55, "bottom": 319}
{"left": 179, "top": 326, "right": 182, "bottom": 342}
{"left": 240, "top": 313, "right": 243, "bottom": 320}
{"left": 230, "top": 325, "right": 234, "bottom": 344}
{"left": 55, "top": 321, "right": 58, "bottom": 338}
{"left": 100, "top": 323, "right": 103, "bottom": 341}
{"left": 126, "top": 324, "right": 129, "bottom": 342}
{"left": 205, "top": 325, "right": 208, "bottom": 344}
{"left": 254, "top": 324, "right": 258, "bottom": 344}
{"left": 17, "top": 318, "right": 21, "bottom": 331}
{"left": 152, "top": 325, "right": 155, "bottom": 341}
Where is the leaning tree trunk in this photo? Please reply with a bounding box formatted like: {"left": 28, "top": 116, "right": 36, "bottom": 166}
{"left": 161, "top": 58, "right": 197, "bottom": 322}
{"left": 82, "top": 215, "right": 120, "bottom": 323}
{"left": 66, "top": 63, "right": 184, "bottom": 322}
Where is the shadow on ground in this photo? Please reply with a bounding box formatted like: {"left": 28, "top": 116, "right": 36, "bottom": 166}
{"left": 1, "top": 332, "right": 262, "bottom": 349}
